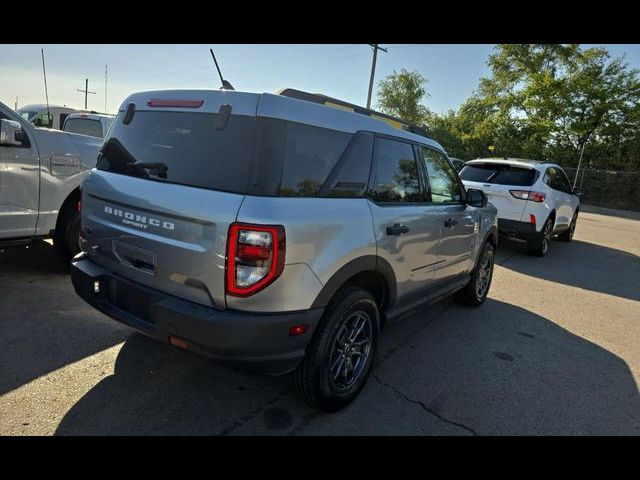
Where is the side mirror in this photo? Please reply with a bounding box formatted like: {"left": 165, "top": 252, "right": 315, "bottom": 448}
{"left": 0, "top": 119, "right": 24, "bottom": 147}
{"left": 573, "top": 187, "right": 583, "bottom": 197}
{"left": 467, "top": 188, "right": 487, "bottom": 208}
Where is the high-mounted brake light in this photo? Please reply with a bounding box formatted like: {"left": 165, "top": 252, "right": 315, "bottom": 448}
{"left": 510, "top": 190, "right": 546, "bottom": 202}
{"left": 147, "top": 99, "right": 204, "bottom": 108}
{"left": 226, "top": 223, "right": 285, "bottom": 297}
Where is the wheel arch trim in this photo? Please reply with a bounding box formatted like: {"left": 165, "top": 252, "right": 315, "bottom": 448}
{"left": 310, "top": 255, "right": 397, "bottom": 310}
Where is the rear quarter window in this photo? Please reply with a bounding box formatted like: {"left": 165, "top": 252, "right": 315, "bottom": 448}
{"left": 278, "top": 122, "right": 352, "bottom": 197}
{"left": 250, "top": 119, "right": 368, "bottom": 198}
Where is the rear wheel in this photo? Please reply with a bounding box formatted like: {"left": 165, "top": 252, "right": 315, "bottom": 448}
{"left": 294, "top": 286, "right": 379, "bottom": 412}
{"left": 558, "top": 211, "right": 578, "bottom": 242}
{"left": 455, "top": 241, "right": 495, "bottom": 307}
{"left": 53, "top": 204, "right": 81, "bottom": 263}
{"left": 527, "top": 216, "right": 553, "bottom": 257}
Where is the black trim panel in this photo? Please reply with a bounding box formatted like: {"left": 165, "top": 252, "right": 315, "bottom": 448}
{"left": 310, "top": 255, "right": 397, "bottom": 309}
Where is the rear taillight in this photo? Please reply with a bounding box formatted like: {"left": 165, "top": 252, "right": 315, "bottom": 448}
{"left": 226, "top": 223, "right": 285, "bottom": 297}
{"left": 510, "top": 190, "right": 546, "bottom": 202}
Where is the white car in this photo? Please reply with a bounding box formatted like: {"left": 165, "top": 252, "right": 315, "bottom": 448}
{"left": 459, "top": 158, "right": 581, "bottom": 256}
{"left": 62, "top": 112, "right": 115, "bottom": 139}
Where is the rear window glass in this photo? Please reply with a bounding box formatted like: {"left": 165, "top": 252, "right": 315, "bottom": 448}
{"left": 64, "top": 118, "right": 103, "bottom": 138}
{"left": 460, "top": 164, "right": 537, "bottom": 186}
{"left": 96, "top": 111, "right": 254, "bottom": 194}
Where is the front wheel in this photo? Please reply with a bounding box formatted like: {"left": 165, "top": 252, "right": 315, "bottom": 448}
{"left": 294, "top": 287, "right": 379, "bottom": 412}
{"left": 558, "top": 211, "right": 578, "bottom": 242}
{"left": 455, "top": 241, "right": 495, "bottom": 307}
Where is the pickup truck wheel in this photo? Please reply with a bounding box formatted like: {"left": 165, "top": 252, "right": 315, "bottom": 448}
{"left": 294, "top": 286, "right": 379, "bottom": 412}
{"left": 455, "top": 241, "right": 495, "bottom": 307}
{"left": 53, "top": 208, "right": 81, "bottom": 262}
{"left": 526, "top": 216, "right": 553, "bottom": 257}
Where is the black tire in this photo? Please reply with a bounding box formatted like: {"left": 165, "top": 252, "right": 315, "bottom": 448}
{"left": 558, "top": 210, "right": 578, "bottom": 242}
{"left": 53, "top": 205, "right": 81, "bottom": 263}
{"left": 526, "top": 216, "right": 553, "bottom": 257}
{"left": 294, "top": 286, "right": 380, "bottom": 412}
{"left": 455, "top": 241, "right": 495, "bottom": 307}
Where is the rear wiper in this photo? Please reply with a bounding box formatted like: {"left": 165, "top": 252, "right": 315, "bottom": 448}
{"left": 485, "top": 171, "right": 499, "bottom": 183}
{"left": 134, "top": 162, "right": 168, "bottom": 179}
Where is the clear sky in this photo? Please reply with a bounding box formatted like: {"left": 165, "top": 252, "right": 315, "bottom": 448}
{"left": 2, "top": 44, "right": 639, "bottom": 115}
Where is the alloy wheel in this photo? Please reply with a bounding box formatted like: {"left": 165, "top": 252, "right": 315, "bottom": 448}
{"left": 328, "top": 311, "right": 373, "bottom": 391}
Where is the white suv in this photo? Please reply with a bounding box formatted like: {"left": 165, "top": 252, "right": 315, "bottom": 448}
{"left": 459, "top": 158, "right": 581, "bottom": 256}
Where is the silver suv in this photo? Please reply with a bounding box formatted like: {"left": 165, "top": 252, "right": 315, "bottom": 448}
{"left": 71, "top": 88, "right": 498, "bottom": 411}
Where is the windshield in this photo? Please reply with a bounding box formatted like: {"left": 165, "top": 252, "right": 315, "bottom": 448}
{"left": 459, "top": 163, "right": 538, "bottom": 186}
{"left": 96, "top": 111, "right": 254, "bottom": 194}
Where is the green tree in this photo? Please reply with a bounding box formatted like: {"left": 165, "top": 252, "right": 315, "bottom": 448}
{"left": 376, "top": 69, "right": 430, "bottom": 126}
{"left": 478, "top": 44, "right": 640, "bottom": 170}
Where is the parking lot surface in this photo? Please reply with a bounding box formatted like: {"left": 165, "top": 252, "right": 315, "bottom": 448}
{"left": 1, "top": 208, "right": 639, "bottom": 435}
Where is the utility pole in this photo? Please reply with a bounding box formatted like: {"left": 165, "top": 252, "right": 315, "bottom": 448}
{"left": 14, "top": 96, "right": 18, "bottom": 110}
{"left": 366, "top": 44, "right": 387, "bottom": 109}
{"left": 76, "top": 78, "right": 96, "bottom": 110}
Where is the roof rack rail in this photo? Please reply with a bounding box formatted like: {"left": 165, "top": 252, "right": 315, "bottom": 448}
{"left": 277, "top": 88, "right": 429, "bottom": 138}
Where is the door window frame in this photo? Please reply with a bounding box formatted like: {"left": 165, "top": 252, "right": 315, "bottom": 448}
{"left": 417, "top": 144, "right": 467, "bottom": 205}
{"left": 366, "top": 133, "right": 431, "bottom": 206}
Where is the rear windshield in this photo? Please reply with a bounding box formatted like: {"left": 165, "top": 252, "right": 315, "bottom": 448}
{"left": 459, "top": 164, "right": 538, "bottom": 186}
{"left": 97, "top": 111, "right": 254, "bottom": 194}
{"left": 64, "top": 118, "right": 103, "bottom": 138}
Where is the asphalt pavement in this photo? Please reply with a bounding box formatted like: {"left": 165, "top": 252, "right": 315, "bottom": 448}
{"left": 1, "top": 208, "right": 638, "bottom": 435}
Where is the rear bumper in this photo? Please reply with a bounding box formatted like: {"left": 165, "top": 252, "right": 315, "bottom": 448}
{"left": 70, "top": 254, "right": 323, "bottom": 375}
{"left": 498, "top": 218, "right": 538, "bottom": 241}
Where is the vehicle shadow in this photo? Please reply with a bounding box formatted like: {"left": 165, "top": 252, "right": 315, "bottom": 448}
{"left": 54, "top": 298, "right": 640, "bottom": 435}
{"left": 496, "top": 238, "right": 640, "bottom": 302}
{"left": 0, "top": 240, "right": 69, "bottom": 276}
{"left": 0, "top": 240, "right": 129, "bottom": 396}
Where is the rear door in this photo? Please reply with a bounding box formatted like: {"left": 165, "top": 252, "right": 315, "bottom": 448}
{"left": 368, "top": 136, "right": 441, "bottom": 304}
{"left": 420, "top": 147, "right": 477, "bottom": 283}
{"left": 459, "top": 162, "right": 538, "bottom": 222}
{"left": 82, "top": 94, "right": 259, "bottom": 310}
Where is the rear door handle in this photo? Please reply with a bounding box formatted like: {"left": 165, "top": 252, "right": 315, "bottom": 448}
{"left": 386, "top": 223, "right": 410, "bottom": 236}
{"left": 444, "top": 218, "right": 458, "bottom": 228}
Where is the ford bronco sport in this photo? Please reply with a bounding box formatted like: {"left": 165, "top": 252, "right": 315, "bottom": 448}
{"left": 71, "top": 88, "right": 498, "bottom": 411}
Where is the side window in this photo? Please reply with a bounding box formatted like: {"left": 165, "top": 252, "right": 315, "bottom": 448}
{"left": 278, "top": 123, "right": 352, "bottom": 197}
{"left": 558, "top": 168, "right": 573, "bottom": 193}
{"left": 546, "top": 167, "right": 571, "bottom": 193}
{"left": 32, "top": 112, "right": 53, "bottom": 128}
{"left": 421, "top": 147, "right": 463, "bottom": 203}
{"left": 371, "top": 137, "right": 422, "bottom": 203}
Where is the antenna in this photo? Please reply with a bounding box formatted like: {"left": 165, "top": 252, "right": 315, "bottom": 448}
{"left": 209, "top": 48, "right": 235, "bottom": 90}
{"left": 105, "top": 65, "right": 108, "bottom": 114}
{"left": 41, "top": 49, "right": 51, "bottom": 125}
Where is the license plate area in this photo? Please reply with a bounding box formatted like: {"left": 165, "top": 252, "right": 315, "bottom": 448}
{"left": 107, "top": 276, "right": 155, "bottom": 325}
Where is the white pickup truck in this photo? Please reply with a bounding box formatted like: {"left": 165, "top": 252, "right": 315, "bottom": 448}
{"left": 0, "top": 101, "right": 102, "bottom": 260}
